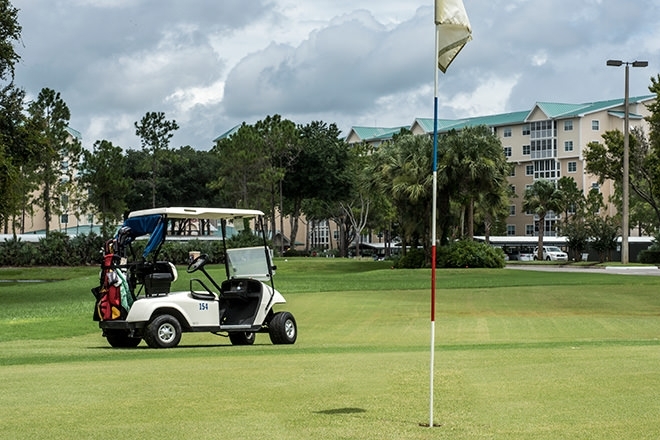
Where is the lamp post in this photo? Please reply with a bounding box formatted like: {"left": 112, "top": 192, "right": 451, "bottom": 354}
{"left": 606, "top": 59, "right": 648, "bottom": 264}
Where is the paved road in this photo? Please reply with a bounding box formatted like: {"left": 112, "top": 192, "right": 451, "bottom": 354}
{"left": 506, "top": 264, "right": 660, "bottom": 276}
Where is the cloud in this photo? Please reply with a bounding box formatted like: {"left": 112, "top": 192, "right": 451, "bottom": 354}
{"left": 222, "top": 7, "right": 432, "bottom": 119}
{"left": 9, "top": 0, "right": 660, "bottom": 150}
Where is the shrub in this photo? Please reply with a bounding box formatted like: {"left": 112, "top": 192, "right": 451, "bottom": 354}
{"left": 638, "top": 249, "right": 660, "bottom": 264}
{"left": 0, "top": 236, "right": 39, "bottom": 266}
{"left": 438, "top": 240, "right": 506, "bottom": 269}
{"left": 35, "top": 232, "right": 72, "bottom": 266}
{"left": 69, "top": 233, "right": 105, "bottom": 265}
{"left": 394, "top": 249, "right": 426, "bottom": 269}
{"left": 283, "top": 249, "right": 308, "bottom": 257}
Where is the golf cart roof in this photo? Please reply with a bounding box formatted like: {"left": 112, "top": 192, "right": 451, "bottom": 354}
{"left": 128, "top": 207, "right": 264, "bottom": 220}
{"left": 119, "top": 207, "right": 264, "bottom": 260}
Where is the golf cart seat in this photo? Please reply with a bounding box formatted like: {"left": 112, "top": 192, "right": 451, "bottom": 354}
{"left": 141, "top": 261, "right": 178, "bottom": 296}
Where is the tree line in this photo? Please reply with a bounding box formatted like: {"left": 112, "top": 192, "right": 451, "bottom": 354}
{"left": 4, "top": 0, "right": 660, "bottom": 265}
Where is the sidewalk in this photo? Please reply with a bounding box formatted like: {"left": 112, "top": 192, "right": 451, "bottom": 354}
{"left": 506, "top": 264, "right": 660, "bottom": 275}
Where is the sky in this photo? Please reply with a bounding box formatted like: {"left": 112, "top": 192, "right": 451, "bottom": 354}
{"left": 11, "top": 0, "right": 660, "bottom": 151}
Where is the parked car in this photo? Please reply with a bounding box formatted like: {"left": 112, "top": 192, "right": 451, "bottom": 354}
{"left": 533, "top": 246, "right": 568, "bottom": 261}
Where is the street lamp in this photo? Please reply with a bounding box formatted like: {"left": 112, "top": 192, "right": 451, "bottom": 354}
{"left": 606, "top": 59, "right": 648, "bottom": 264}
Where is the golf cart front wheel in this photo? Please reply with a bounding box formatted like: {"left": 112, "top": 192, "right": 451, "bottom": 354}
{"left": 145, "top": 314, "right": 182, "bottom": 348}
{"left": 269, "top": 311, "right": 297, "bottom": 344}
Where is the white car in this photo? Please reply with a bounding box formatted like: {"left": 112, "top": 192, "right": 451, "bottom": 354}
{"left": 534, "top": 246, "right": 568, "bottom": 261}
{"left": 92, "top": 207, "right": 297, "bottom": 348}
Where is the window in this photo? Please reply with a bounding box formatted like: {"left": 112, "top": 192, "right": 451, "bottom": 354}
{"left": 506, "top": 225, "right": 516, "bottom": 236}
{"left": 60, "top": 214, "right": 69, "bottom": 224}
{"left": 509, "top": 205, "right": 516, "bottom": 216}
{"left": 509, "top": 185, "right": 516, "bottom": 196}
{"left": 568, "top": 162, "right": 577, "bottom": 173}
{"left": 509, "top": 165, "right": 516, "bottom": 177}
{"left": 533, "top": 159, "right": 560, "bottom": 179}
{"left": 522, "top": 145, "right": 530, "bottom": 155}
{"left": 503, "top": 146, "right": 512, "bottom": 157}
{"left": 564, "top": 120, "right": 573, "bottom": 131}
{"left": 525, "top": 224, "right": 535, "bottom": 236}
{"left": 503, "top": 127, "right": 512, "bottom": 137}
{"left": 592, "top": 120, "right": 599, "bottom": 130}
{"left": 591, "top": 182, "right": 600, "bottom": 192}
{"left": 530, "top": 120, "right": 557, "bottom": 160}
{"left": 564, "top": 141, "right": 573, "bottom": 152}
{"left": 526, "top": 165, "right": 534, "bottom": 176}
{"left": 522, "top": 125, "right": 530, "bottom": 136}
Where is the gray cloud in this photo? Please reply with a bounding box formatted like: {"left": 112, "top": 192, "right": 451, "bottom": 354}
{"left": 9, "top": 0, "right": 660, "bottom": 150}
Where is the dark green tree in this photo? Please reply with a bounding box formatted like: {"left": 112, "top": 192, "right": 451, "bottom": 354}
{"left": 522, "top": 179, "right": 562, "bottom": 260}
{"left": 253, "top": 115, "right": 299, "bottom": 238}
{"left": 0, "top": 0, "right": 21, "bottom": 82}
{"left": 555, "top": 176, "right": 589, "bottom": 260}
{"left": 157, "top": 146, "right": 223, "bottom": 207}
{"left": 211, "top": 123, "right": 269, "bottom": 211}
{"left": 79, "top": 140, "right": 129, "bottom": 236}
{"left": 0, "top": 84, "right": 32, "bottom": 233}
{"left": 124, "top": 148, "right": 152, "bottom": 211}
{"left": 282, "top": 121, "right": 349, "bottom": 253}
{"left": 134, "top": 111, "right": 179, "bottom": 208}
{"left": 0, "top": 1, "right": 26, "bottom": 232}
{"left": 27, "top": 88, "right": 76, "bottom": 234}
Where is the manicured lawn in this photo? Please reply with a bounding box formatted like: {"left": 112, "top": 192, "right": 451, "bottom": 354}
{"left": 1, "top": 260, "right": 660, "bottom": 439}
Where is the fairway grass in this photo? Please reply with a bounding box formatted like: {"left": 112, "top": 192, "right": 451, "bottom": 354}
{"left": 2, "top": 261, "right": 660, "bottom": 439}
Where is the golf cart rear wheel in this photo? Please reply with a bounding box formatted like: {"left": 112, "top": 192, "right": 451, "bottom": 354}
{"left": 145, "top": 314, "right": 182, "bottom": 348}
{"left": 269, "top": 311, "right": 297, "bottom": 344}
{"left": 105, "top": 330, "right": 141, "bottom": 348}
{"left": 229, "top": 331, "right": 255, "bottom": 345}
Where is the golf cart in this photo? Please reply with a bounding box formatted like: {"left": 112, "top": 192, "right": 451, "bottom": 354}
{"left": 91, "top": 207, "right": 297, "bottom": 349}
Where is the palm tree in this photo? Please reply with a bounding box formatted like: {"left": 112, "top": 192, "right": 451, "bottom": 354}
{"left": 440, "top": 125, "right": 510, "bottom": 239}
{"left": 370, "top": 134, "right": 433, "bottom": 255}
{"left": 522, "top": 179, "right": 562, "bottom": 260}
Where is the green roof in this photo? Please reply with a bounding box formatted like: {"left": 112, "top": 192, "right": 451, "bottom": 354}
{"left": 66, "top": 126, "right": 82, "bottom": 139}
{"left": 414, "top": 110, "right": 529, "bottom": 133}
{"left": 348, "top": 126, "right": 410, "bottom": 142}
{"left": 535, "top": 95, "right": 654, "bottom": 119}
{"left": 413, "top": 95, "right": 655, "bottom": 134}
{"left": 213, "top": 124, "right": 241, "bottom": 142}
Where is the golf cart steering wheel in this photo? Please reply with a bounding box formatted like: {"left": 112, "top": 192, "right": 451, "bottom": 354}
{"left": 187, "top": 254, "right": 208, "bottom": 273}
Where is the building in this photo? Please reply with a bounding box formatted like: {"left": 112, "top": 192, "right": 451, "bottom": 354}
{"left": 350, "top": 95, "right": 655, "bottom": 237}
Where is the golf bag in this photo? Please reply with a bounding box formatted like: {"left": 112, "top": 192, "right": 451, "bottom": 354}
{"left": 92, "top": 240, "right": 131, "bottom": 321}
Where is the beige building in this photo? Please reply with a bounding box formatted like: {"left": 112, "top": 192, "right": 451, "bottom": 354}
{"left": 349, "top": 95, "right": 655, "bottom": 238}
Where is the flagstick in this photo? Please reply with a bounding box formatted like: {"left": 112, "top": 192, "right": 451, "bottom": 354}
{"left": 428, "top": 24, "right": 440, "bottom": 429}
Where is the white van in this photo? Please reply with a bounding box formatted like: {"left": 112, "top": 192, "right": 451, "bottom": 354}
{"left": 534, "top": 246, "right": 568, "bottom": 261}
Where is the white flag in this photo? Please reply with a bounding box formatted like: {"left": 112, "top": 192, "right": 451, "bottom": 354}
{"left": 435, "top": 0, "right": 472, "bottom": 73}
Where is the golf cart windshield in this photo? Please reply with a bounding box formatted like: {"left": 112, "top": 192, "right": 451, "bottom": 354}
{"left": 226, "top": 246, "right": 274, "bottom": 281}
